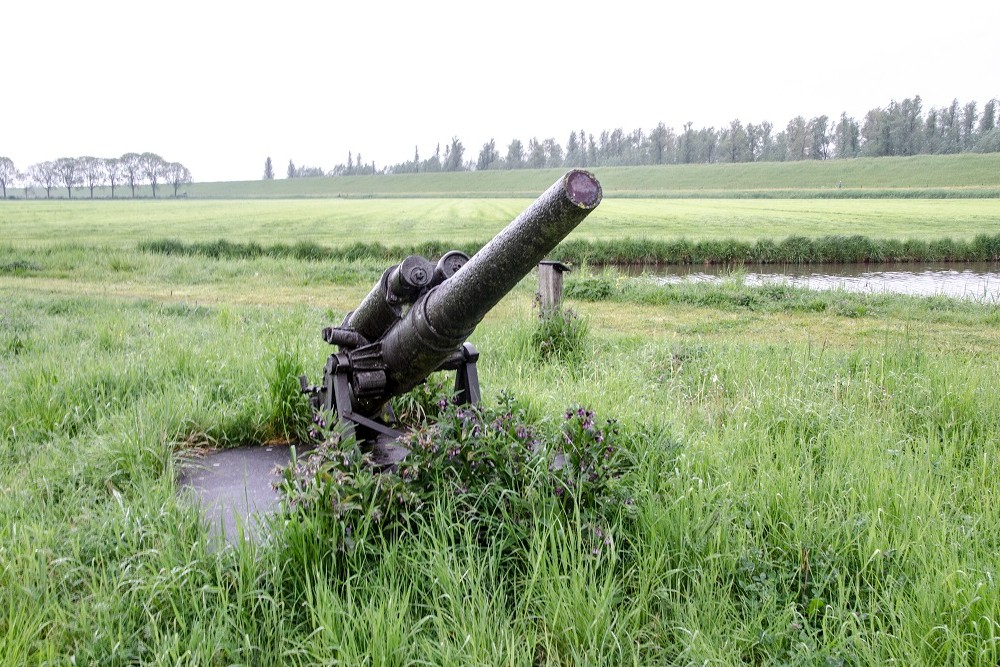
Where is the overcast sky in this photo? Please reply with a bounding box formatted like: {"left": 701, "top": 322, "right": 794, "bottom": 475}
{"left": 4, "top": 0, "right": 998, "bottom": 182}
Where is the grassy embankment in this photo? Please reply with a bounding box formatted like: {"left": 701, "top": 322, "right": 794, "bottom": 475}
{"left": 10, "top": 153, "right": 1000, "bottom": 201}
{"left": 1, "top": 159, "right": 999, "bottom": 662}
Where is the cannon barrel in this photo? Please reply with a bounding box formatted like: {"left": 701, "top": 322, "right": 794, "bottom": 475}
{"left": 376, "top": 169, "right": 602, "bottom": 400}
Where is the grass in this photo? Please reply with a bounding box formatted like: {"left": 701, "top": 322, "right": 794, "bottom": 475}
{"left": 1, "top": 196, "right": 998, "bottom": 250}
{"left": 2, "top": 238, "right": 999, "bottom": 662}
{"left": 10, "top": 153, "right": 996, "bottom": 200}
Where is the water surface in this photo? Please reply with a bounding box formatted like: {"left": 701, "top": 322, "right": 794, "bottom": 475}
{"left": 625, "top": 262, "right": 1000, "bottom": 301}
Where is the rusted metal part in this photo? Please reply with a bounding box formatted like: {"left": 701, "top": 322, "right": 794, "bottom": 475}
{"left": 301, "top": 170, "right": 602, "bottom": 454}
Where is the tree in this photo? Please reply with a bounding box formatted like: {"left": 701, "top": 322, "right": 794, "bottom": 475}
{"left": 104, "top": 158, "right": 122, "bottom": 198}
{"left": 16, "top": 170, "right": 32, "bottom": 198}
{"left": 526, "top": 138, "right": 546, "bottom": 168}
{"left": 722, "top": 119, "right": 747, "bottom": 162}
{"left": 139, "top": 153, "right": 165, "bottom": 198}
{"left": 543, "top": 138, "right": 563, "bottom": 167}
{"left": 30, "top": 162, "right": 58, "bottom": 199}
{"left": 807, "top": 115, "right": 831, "bottom": 159}
{"left": 648, "top": 122, "right": 672, "bottom": 164}
{"left": 961, "top": 101, "right": 978, "bottom": 151}
{"left": 697, "top": 127, "right": 718, "bottom": 163}
{"left": 505, "top": 139, "right": 524, "bottom": 169}
{"left": 264, "top": 157, "right": 274, "bottom": 180}
{"left": 860, "top": 108, "right": 890, "bottom": 157}
{"left": 120, "top": 153, "right": 142, "bottom": 197}
{"left": 443, "top": 137, "right": 464, "bottom": 171}
{"left": 679, "top": 122, "right": 696, "bottom": 163}
{"left": 785, "top": 116, "right": 808, "bottom": 160}
{"left": 0, "top": 157, "right": 14, "bottom": 198}
{"left": 78, "top": 156, "right": 105, "bottom": 198}
{"left": 287, "top": 159, "right": 296, "bottom": 178}
{"left": 166, "top": 162, "right": 192, "bottom": 196}
{"left": 476, "top": 138, "right": 499, "bottom": 170}
{"left": 54, "top": 157, "right": 80, "bottom": 198}
{"left": 833, "top": 113, "right": 860, "bottom": 158}
{"left": 978, "top": 99, "right": 997, "bottom": 137}
{"left": 564, "top": 130, "right": 581, "bottom": 167}
{"left": 745, "top": 123, "right": 761, "bottom": 162}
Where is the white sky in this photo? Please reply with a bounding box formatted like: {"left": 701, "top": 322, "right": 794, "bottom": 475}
{"left": 4, "top": 0, "right": 998, "bottom": 183}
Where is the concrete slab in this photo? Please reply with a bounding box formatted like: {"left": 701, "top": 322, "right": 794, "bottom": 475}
{"left": 177, "top": 444, "right": 304, "bottom": 547}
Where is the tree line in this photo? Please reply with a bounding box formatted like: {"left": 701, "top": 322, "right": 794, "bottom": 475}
{"left": 0, "top": 153, "right": 192, "bottom": 199}
{"left": 271, "top": 95, "right": 998, "bottom": 178}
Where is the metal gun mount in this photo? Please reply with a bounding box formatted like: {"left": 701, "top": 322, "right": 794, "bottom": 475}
{"left": 301, "top": 170, "right": 602, "bottom": 464}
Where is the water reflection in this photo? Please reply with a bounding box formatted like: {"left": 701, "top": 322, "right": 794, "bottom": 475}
{"left": 621, "top": 262, "right": 1000, "bottom": 301}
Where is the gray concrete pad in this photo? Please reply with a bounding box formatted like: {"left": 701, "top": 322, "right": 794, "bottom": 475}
{"left": 178, "top": 444, "right": 304, "bottom": 547}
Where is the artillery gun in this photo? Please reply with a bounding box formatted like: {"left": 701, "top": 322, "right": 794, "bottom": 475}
{"left": 300, "top": 170, "right": 602, "bottom": 464}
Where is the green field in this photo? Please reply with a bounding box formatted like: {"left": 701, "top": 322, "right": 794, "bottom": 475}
{"left": 9, "top": 153, "right": 1000, "bottom": 201}
{"left": 2, "top": 163, "right": 1000, "bottom": 663}
{"left": 3, "top": 198, "right": 999, "bottom": 250}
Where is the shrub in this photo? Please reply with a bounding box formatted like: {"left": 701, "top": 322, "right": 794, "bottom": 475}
{"left": 277, "top": 397, "right": 631, "bottom": 554}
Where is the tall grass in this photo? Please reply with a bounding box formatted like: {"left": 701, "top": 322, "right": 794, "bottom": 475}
{"left": 2, "top": 247, "right": 999, "bottom": 662}
{"left": 132, "top": 233, "right": 1000, "bottom": 266}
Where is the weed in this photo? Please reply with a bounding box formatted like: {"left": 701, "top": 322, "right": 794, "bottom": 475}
{"left": 532, "top": 296, "right": 589, "bottom": 364}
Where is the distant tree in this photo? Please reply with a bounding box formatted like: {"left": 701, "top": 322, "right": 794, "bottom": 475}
{"left": 785, "top": 116, "right": 808, "bottom": 160}
{"left": 860, "top": 108, "right": 890, "bottom": 157}
{"left": 526, "top": 138, "right": 546, "bottom": 169}
{"left": 0, "top": 157, "right": 14, "bottom": 198}
{"left": 648, "top": 122, "right": 671, "bottom": 164}
{"left": 768, "top": 130, "right": 789, "bottom": 162}
{"left": 543, "top": 138, "right": 563, "bottom": 167}
{"left": 443, "top": 137, "right": 465, "bottom": 171}
{"left": 476, "top": 138, "right": 499, "bottom": 170}
{"left": 586, "top": 133, "right": 598, "bottom": 166}
{"left": 166, "top": 162, "right": 192, "bottom": 196}
{"left": 422, "top": 144, "right": 442, "bottom": 172}
{"left": 978, "top": 99, "right": 997, "bottom": 137}
{"left": 30, "top": 161, "right": 58, "bottom": 199}
{"left": 697, "top": 127, "right": 718, "bottom": 163}
{"left": 120, "top": 152, "right": 142, "bottom": 197}
{"left": 287, "top": 159, "right": 296, "bottom": 178}
{"left": 104, "top": 158, "right": 122, "bottom": 198}
{"left": 78, "top": 156, "right": 105, "bottom": 198}
{"left": 745, "top": 123, "right": 761, "bottom": 162}
{"left": 679, "top": 122, "right": 696, "bottom": 163}
{"left": 807, "top": 115, "right": 831, "bottom": 159}
{"left": 505, "top": 138, "right": 524, "bottom": 169}
{"left": 139, "top": 153, "right": 166, "bottom": 198}
{"left": 54, "top": 157, "right": 81, "bottom": 198}
{"left": 722, "top": 119, "right": 747, "bottom": 162}
{"left": 833, "top": 113, "right": 860, "bottom": 158}
{"left": 940, "top": 99, "right": 961, "bottom": 154}
{"left": 961, "top": 101, "right": 978, "bottom": 151}
{"left": 758, "top": 121, "right": 776, "bottom": 161}
{"left": 16, "top": 170, "right": 32, "bottom": 198}
{"left": 264, "top": 157, "right": 274, "bottom": 180}
{"left": 977, "top": 128, "right": 1000, "bottom": 153}
{"left": 564, "top": 131, "right": 582, "bottom": 167}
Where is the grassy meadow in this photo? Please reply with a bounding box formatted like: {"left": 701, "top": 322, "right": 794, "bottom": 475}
{"left": 9, "top": 153, "right": 1000, "bottom": 202}
{"left": 2, "top": 197, "right": 999, "bottom": 249}
{"left": 2, "top": 161, "right": 1000, "bottom": 663}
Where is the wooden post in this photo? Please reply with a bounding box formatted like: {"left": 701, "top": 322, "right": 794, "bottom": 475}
{"left": 538, "top": 260, "right": 571, "bottom": 312}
